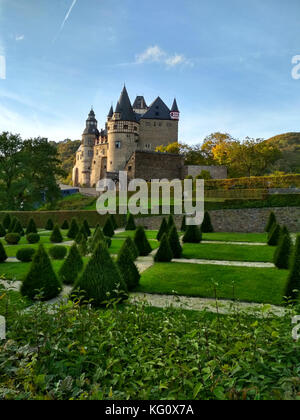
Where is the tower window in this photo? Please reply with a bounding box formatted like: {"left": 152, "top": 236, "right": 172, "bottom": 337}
{"left": 115, "top": 141, "right": 121, "bottom": 149}
{"left": 124, "top": 125, "right": 128, "bottom": 129}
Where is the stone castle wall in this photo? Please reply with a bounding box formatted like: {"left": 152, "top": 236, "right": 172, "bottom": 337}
{"left": 185, "top": 165, "right": 228, "bottom": 180}
{"left": 138, "top": 119, "right": 178, "bottom": 151}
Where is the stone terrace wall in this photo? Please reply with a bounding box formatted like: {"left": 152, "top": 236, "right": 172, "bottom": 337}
{"left": 136, "top": 207, "right": 300, "bottom": 233}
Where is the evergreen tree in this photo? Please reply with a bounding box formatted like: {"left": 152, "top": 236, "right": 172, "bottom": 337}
{"left": 2, "top": 214, "right": 11, "bottom": 230}
{"left": 168, "top": 225, "right": 182, "bottom": 258}
{"left": 134, "top": 226, "right": 152, "bottom": 257}
{"left": 124, "top": 236, "right": 139, "bottom": 260}
{"left": 181, "top": 215, "right": 187, "bottom": 232}
{"left": 13, "top": 220, "right": 24, "bottom": 236}
{"left": 59, "top": 243, "right": 84, "bottom": 285}
{"left": 111, "top": 214, "right": 118, "bottom": 230}
{"left": 26, "top": 218, "right": 37, "bottom": 235}
{"left": 103, "top": 216, "right": 115, "bottom": 238}
{"left": 78, "top": 236, "right": 88, "bottom": 257}
{"left": 0, "top": 240, "right": 7, "bottom": 263}
{"left": 50, "top": 225, "right": 63, "bottom": 243}
{"left": 72, "top": 242, "right": 127, "bottom": 306}
{"left": 67, "top": 218, "right": 79, "bottom": 239}
{"left": 21, "top": 244, "right": 62, "bottom": 300}
{"left": 8, "top": 217, "right": 17, "bottom": 233}
{"left": 182, "top": 225, "right": 202, "bottom": 243}
{"left": 75, "top": 225, "right": 88, "bottom": 244}
{"left": 167, "top": 215, "right": 175, "bottom": 232}
{"left": 117, "top": 241, "right": 140, "bottom": 291}
{"left": 125, "top": 213, "right": 136, "bottom": 231}
{"left": 154, "top": 233, "right": 173, "bottom": 263}
{"left": 284, "top": 235, "right": 300, "bottom": 304}
{"left": 274, "top": 233, "right": 293, "bottom": 269}
{"left": 89, "top": 227, "right": 107, "bottom": 253}
{"left": 201, "top": 211, "right": 214, "bottom": 233}
{"left": 61, "top": 220, "right": 69, "bottom": 230}
{"left": 265, "top": 212, "right": 277, "bottom": 233}
{"left": 45, "top": 219, "right": 54, "bottom": 231}
{"left": 0, "top": 223, "right": 5, "bottom": 237}
{"left": 83, "top": 219, "right": 91, "bottom": 237}
{"left": 268, "top": 224, "right": 281, "bottom": 246}
{"left": 156, "top": 218, "right": 168, "bottom": 241}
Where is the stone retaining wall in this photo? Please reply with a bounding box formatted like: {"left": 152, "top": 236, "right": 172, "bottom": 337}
{"left": 136, "top": 207, "right": 300, "bottom": 233}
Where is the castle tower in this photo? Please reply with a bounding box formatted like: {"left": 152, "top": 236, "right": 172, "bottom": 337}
{"left": 76, "top": 108, "right": 99, "bottom": 186}
{"left": 107, "top": 86, "right": 139, "bottom": 173}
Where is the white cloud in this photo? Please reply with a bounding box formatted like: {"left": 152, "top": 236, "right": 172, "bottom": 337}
{"left": 15, "top": 35, "right": 24, "bottom": 41}
{"left": 136, "top": 45, "right": 193, "bottom": 68}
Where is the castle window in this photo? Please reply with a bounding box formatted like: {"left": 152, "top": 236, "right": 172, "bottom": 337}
{"left": 114, "top": 124, "right": 118, "bottom": 129}
{"left": 145, "top": 144, "right": 151, "bottom": 149}
{"left": 115, "top": 141, "right": 121, "bottom": 149}
{"left": 134, "top": 126, "right": 138, "bottom": 131}
{"left": 124, "top": 124, "right": 128, "bottom": 129}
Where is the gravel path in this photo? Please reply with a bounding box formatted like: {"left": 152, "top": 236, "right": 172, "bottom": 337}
{"left": 173, "top": 258, "right": 275, "bottom": 268}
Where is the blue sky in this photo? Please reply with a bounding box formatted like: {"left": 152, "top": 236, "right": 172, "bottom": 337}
{"left": 0, "top": 0, "right": 300, "bottom": 143}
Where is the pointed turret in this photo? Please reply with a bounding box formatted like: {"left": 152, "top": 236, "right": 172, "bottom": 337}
{"left": 170, "top": 98, "right": 180, "bottom": 120}
{"left": 114, "top": 86, "right": 137, "bottom": 122}
{"left": 83, "top": 108, "right": 99, "bottom": 136}
{"left": 171, "top": 98, "right": 179, "bottom": 113}
{"left": 107, "top": 105, "right": 114, "bottom": 119}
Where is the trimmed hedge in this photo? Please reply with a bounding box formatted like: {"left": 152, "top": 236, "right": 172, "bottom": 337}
{"left": 50, "top": 225, "right": 63, "bottom": 244}
{"left": 45, "top": 219, "right": 54, "bottom": 231}
{"left": 0, "top": 240, "right": 7, "bottom": 263}
{"left": 0, "top": 223, "right": 5, "bottom": 237}
{"left": 5, "top": 233, "right": 21, "bottom": 245}
{"left": 13, "top": 220, "right": 24, "bottom": 236}
{"left": 181, "top": 216, "right": 187, "bottom": 232}
{"left": 61, "top": 220, "right": 69, "bottom": 230}
{"left": 16, "top": 248, "right": 36, "bottom": 263}
{"left": 168, "top": 225, "right": 182, "bottom": 259}
{"left": 154, "top": 233, "right": 173, "bottom": 263}
{"left": 268, "top": 224, "right": 281, "bottom": 246}
{"left": 274, "top": 233, "right": 293, "bottom": 270}
{"left": 103, "top": 217, "right": 115, "bottom": 238}
{"left": 26, "top": 218, "right": 37, "bottom": 235}
{"left": 83, "top": 219, "right": 91, "bottom": 237}
{"left": 27, "top": 233, "right": 40, "bottom": 244}
{"left": 21, "top": 244, "right": 62, "bottom": 301}
{"left": 68, "top": 218, "right": 79, "bottom": 240}
{"left": 156, "top": 218, "right": 168, "bottom": 241}
{"left": 117, "top": 241, "right": 140, "bottom": 291}
{"left": 205, "top": 174, "right": 300, "bottom": 190}
{"left": 201, "top": 211, "right": 214, "bottom": 233}
{"left": 182, "top": 225, "right": 202, "bottom": 244}
{"left": 125, "top": 214, "right": 136, "bottom": 231}
{"left": 2, "top": 214, "right": 11, "bottom": 230}
{"left": 59, "top": 244, "right": 83, "bottom": 285}
{"left": 123, "top": 237, "right": 139, "bottom": 261}
{"left": 284, "top": 235, "right": 300, "bottom": 304}
{"left": 265, "top": 212, "right": 277, "bottom": 233}
{"left": 49, "top": 246, "right": 68, "bottom": 260}
{"left": 134, "top": 227, "right": 152, "bottom": 257}
{"left": 167, "top": 215, "right": 175, "bottom": 232}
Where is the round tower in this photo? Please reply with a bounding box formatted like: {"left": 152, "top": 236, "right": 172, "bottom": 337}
{"left": 107, "top": 86, "right": 139, "bottom": 173}
{"left": 80, "top": 108, "right": 99, "bottom": 186}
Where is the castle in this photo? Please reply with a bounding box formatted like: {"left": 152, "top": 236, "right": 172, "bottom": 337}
{"left": 72, "top": 86, "right": 227, "bottom": 187}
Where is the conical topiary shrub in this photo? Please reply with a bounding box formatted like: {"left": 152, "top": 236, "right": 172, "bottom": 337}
{"left": 201, "top": 211, "right": 214, "bottom": 233}
{"left": 168, "top": 225, "right": 182, "bottom": 259}
{"left": 50, "top": 225, "right": 63, "bottom": 243}
{"left": 134, "top": 226, "right": 152, "bottom": 256}
{"left": 21, "top": 244, "right": 62, "bottom": 301}
{"left": 26, "top": 218, "right": 37, "bottom": 235}
{"left": 59, "top": 243, "right": 84, "bottom": 285}
{"left": 89, "top": 226, "right": 110, "bottom": 253}
{"left": 0, "top": 223, "right": 6, "bottom": 237}
{"left": 103, "top": 216, "right": 115, "bottom": 238}
{"left": 45, "top": 219, "right": 54, "bottom": 231}
{"left": 61, "top": 220, "right": 69, "bottom": 230}
{"left": 268, "top": 224, "right": 281, "bottom": 246}
{"left": 111, "top": 214, "right": 118, "bottom": 230}
{"left": 156, "top": 218, "right": 168, "bottom": 241}
{"left": 8, "top": 218, "right": 17, "bottom": 233}
{"left": 181, "top": 216, "right": 187, "bottom": 232}
{"left": 13, "top": 220, "right": 24, "bottom": 236}
{"left": 284, "top": 235, "right": 300, "bottom": 304}
{"left": 78, "top": 236, "right": 88, "bottom": 256}
{"left": 265, "top": 212, "right": 277, "bottom": 233}
{"left": 67, "top": 218, "right": 79, "bottom": 239}
{"left": 274, "top": 233, "right": 293, "bottom": 269}
{"left": 83, "top": 219, "right": 91, "bottom": 237}
{"left": 123, "top": 236, "right": 139, "bottom": 260}
{"left": 167, "top": 215, "right": 175, "bottom": 232}
{"left": 125, "top": 213, "right": 136, "bottom": 231}
{"left": 0, "top": 240, "right": 7, "bottom": 263}
{"left": 182, "top": 225, "right": 202, "bottom": 243}
{"left": 154, "top": 233, "right": 173, "bottom": 263}
{"left": 72, "top": 242, "right": 127, "bottom": 306}
{"left": 75, "top": 225, "right": 88, "bottom": 244}
{"left": 2, "top": 214, "right": 11, "bottom": 230}
{"left": 117, "top": 241, "right": 140, "bottom": 291}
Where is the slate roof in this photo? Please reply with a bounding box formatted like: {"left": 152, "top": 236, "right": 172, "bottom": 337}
{"left": 171, "top": 98, "right": 179, "bottom": 113}
{"left": 141, "top": 97, "right": 171, "bottom": 120}
{"left": 107, "top": 105, "right": 114, "bottom": 118}
{"left": 115, "top": 86, "right": 137, "bottom": 122}
{"left": 133, "top": 96, "right": 148, "bottom": 110}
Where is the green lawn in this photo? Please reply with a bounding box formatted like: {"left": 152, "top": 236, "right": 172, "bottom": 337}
{"left": 202, "top": 232, "right": 268, "bottom": 243}
{"left": 182, "top": 243, "right": 275, "bottom": 262}
{"left": 109, "top": 237, "right": 159, "bottom": 255}
{"left": 115, "top": 230, "right": 159, "bottom": 240}
{"left": 137, "top": 262, "right": 287, "bottom": 305}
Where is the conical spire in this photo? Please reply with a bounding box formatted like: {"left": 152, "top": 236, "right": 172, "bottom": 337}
{"left": 107, "top": 105, "right": 114, "bottom": 118}
{"left": 114, "top": 86, "right": 137, "bottom": 122}
{"left": 171, "top": 98, "right": 179, "bottom": 113}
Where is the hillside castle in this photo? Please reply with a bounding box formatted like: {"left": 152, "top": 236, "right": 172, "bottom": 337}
{"left": 72, "top": 86, "right": 227, "bottom": 187}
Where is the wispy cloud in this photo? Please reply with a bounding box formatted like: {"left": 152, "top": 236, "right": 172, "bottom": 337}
{"left": 53, "top": 0, "right": 78, "bottom": 42}
{"left": 136, "top": 45, "right": 193, "bottom": 68}
{"left": 15, "top": 35, "right": 24, "bottom": 42}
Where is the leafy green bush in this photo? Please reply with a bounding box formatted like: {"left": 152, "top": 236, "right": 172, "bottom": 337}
{"left": 67, "top": 218, "right": 79, "bottom": 239}
{"left": 45, "top": 219, "right": 54, "bottom": 231}
{"left": 125, "top": 213, "right": 136, "bottom": 231}
{"left": 26, "top": 233, "right": 40, "bottom": 244}
{"left": 274, "top": 233, "right": 293, "bottom": 270}
{"left": 26, "top": 218, "right": 37, "bottom": 235}
{"left": 16, "top": 248, "right": 36, "bottom": 263}
{"left": 168, "top": 225, "right": 182, "bottom": 259}
{"left": 0, "top": 240, "right": 7, "bottom": 263}
{"left": 103, "top": 217, "right": 115, "bottom": 238}
{"left": 154, "top": 233, "right": 173, "bottom": 263}
{"left": 182, "top": 225, "right": 202, "bottom": 243}
{"left": 0, "top": 223, "right": 5, "bottom": 237}
{"left": 123, "top": 237, "right": 139, "bottom": 260}
{"left": 5, "top": 233, "right": 21, "bottom": 245}
{"left": 268, "top": 224, "right": 281, "bottom": 246}
{"left": 59, "top": 244, "right": 84, "bottom": 285}
{"left": 61, "top": 220, "right": 69, "bottom": 230}
{"left": 284, "top": 235, "right": 300, "bottom": 304}
{"left": 2, "top": 213, "right": 11, "bottom": 230}
{"left": 156, "top": 218, "right": 168, "bottom": 241}
{"left": 50, "top": 225, "right": 63, "bottom": 244}
{"left": 21, "top": 244, "right": 62, "bottom": 301}
{"left": 49, "top": 246, "right": 68, "bottom": 260}
{"left": 265, "top": 212, "right": 277, "bottom": 233}
{"left": 201, "top": 211, "right": 214, "bottom": 233}
{"left": 72, "top": 242, "right": 127, "bottom": 306}
{"left": 134, "top": 227, "right": 152, "bottom": 256}
{"left": 117, "top": 241, "right": 140, "bottom": 291}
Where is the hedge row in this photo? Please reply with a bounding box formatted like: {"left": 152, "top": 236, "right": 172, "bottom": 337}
{"left": 205, "top": 174, "right": 300, "bottom": 190}
{"left": 0, "top": 211, "right": 126, "bottom": 229}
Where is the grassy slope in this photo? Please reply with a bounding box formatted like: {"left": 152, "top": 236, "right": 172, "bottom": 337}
{"left": 266, "top": 132, "right": 300, "bottom": 173}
